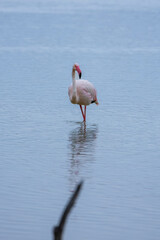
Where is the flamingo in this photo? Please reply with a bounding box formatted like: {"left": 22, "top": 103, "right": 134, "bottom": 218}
{"left": 68, "top": 63, "right": 99, "bottom": 121}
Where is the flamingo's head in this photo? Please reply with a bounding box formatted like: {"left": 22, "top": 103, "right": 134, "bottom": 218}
{"left": 73, "top": 63, "right": 82, "bottom": 79}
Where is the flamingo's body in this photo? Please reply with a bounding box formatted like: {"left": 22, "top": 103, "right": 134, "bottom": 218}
{"left": 68, "top": 63, "right": 98, "bottom": 121}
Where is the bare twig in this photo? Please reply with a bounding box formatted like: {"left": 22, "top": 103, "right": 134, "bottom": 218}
{"left": 53, "top": 181, "right": 83, "bottom": 240}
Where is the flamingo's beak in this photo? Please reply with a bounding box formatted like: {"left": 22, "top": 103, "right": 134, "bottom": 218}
{"left": 75, "top": 65, "right": 82, "bottom": 79}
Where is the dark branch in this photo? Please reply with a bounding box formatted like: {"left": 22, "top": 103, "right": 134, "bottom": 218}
{"left": 53, "top": 181, "right": 83, "bottom": 240}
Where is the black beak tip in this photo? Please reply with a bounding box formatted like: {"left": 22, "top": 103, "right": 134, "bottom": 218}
{"left": 79, "top": 72, "right": 82, "bottom": 79}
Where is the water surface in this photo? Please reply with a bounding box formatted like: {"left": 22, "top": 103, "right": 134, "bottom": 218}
{"left": 0, "top": 1, "right": 160, "bottom": 240}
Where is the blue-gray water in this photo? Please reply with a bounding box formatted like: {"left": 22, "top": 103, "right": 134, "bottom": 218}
{"left": 0, "top": 1, "right": 160, "bottom": 240}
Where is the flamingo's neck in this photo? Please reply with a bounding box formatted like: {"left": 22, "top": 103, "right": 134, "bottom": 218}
{"left": 72, "top": 68, "right": 77, "bottom": 96}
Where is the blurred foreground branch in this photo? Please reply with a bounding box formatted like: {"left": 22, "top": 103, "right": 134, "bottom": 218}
{"left": 53, "top": 181, "right": 83, "bottom": 240}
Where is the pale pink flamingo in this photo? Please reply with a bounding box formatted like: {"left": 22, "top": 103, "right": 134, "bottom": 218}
{"left": 68, "top": 63, "right": 99, "bottom": 121}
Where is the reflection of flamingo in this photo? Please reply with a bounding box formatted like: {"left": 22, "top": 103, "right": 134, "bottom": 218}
{"left": 68, "top": 123, "right": 98, "bottom": 189}
{"left": 68, "top": 63, "right": 99, "bottom": 121}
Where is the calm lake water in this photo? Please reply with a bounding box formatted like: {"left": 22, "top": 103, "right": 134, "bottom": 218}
{"left": 0, "top": 1, "right": 160, "bottom": 240}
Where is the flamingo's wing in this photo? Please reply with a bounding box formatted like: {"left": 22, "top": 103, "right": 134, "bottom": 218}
{"left": 77, "top": 87, "right": 94, "bottom": 105}
{"left": 82, "top": 88, "right": 93, "bottom": 100}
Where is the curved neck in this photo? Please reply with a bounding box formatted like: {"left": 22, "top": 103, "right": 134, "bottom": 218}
{"left": 72, "top": 67, "right": 76, "bottom": 94}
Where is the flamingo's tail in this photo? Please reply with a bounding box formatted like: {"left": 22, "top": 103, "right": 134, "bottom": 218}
{"left": 95, "top": 99, "right": 99, "bottom": 105}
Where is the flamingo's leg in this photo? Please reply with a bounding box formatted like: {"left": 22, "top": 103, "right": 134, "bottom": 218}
{"left": 79, "top": 105, "right": 85, "bottom": 121}
{"left": 84, "top": 106, "right": 86, "bottom": 122}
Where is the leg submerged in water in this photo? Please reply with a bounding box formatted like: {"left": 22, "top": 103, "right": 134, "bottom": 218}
{"left": 79, "top": 105, "right": 86, "bottom": 121}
